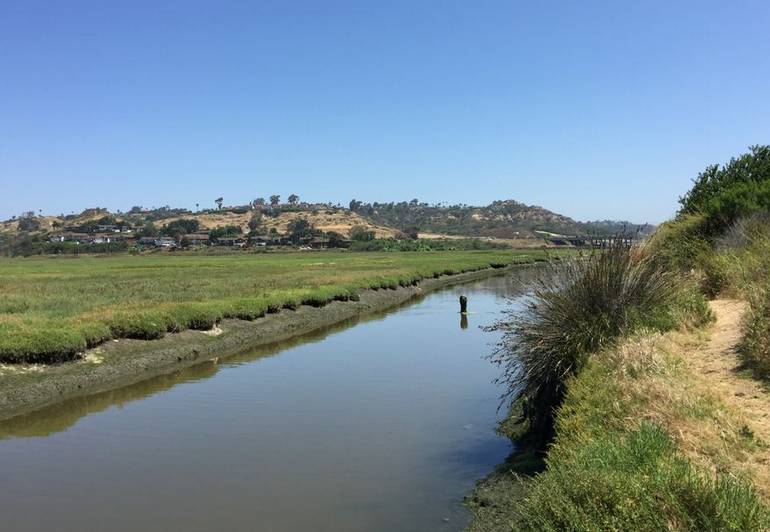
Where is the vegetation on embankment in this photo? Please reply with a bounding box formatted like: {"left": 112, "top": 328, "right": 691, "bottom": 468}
{"left": 471, "top": 328, "right": 770, "bottom": 530}
{"left": 0, "top": 250, "right": 550, "bottom": 364}
{"left": 469, "top": 244, "right": 770, "bottom": 530}
{"left": 648, "top": 145, "right": 770, "bottom": 380}
{"left": 348, "top": 237, "right": 510, "bottom": 252}
{"left": 469, "top": 146, "right": 770, "bottom": 530}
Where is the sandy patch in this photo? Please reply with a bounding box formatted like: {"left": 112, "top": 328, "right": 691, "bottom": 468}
{"left": 201, "top": 325, "right": 223, "bottom": 337}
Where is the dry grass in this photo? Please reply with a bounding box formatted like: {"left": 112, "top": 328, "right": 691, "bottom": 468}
{"left": 678, "top": 300, "right": 770, "bottom": 499}
{"left": 1, "top": 208, "right": 399, "bottom": 239}
{"left": 588, "top": 301, "right": 770, "bottom": 502}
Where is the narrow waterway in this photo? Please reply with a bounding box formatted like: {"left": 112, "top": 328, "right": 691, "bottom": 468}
{"left": 0, "top": 273, "right": 533, "bottom": 532}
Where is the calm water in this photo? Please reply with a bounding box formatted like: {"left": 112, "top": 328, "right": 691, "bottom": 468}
{"left": 0, "top": 273, "right": 532, "bottom": 532}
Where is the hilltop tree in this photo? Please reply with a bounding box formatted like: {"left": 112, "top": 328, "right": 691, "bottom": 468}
{"left": 248, "top": 211, "right": 263, "bottom": 232}
{"left": 288, "top": 194, "right": 299, "bottom": 205}
{"left": 17, "top": 216, "right": 41, "bottom": 232}
{"left": 403, "top": 226, "right": 420, "bottom": 239}
{"left": 138, "top": 222, "right": 159, "bottom": 237}
{"left": 350, "top": 225, "right": 375, "bottom": 242}
{"left": 162, "top": 219, "right": 200, "bottom": 238}
{"left": 288, "top": 218, "right": 314, "bottom": 244}
{"left": 678, "top": 144, "right": 770, "bottom": 235}
{"left": 215, "top": 197, "right": 224, "bottom": 210}
{"left": 349, "top": 199, "right": 362, "bottom": 211}
{"left": 270, "top": 195, "right": 281, "bottom": 206}
{"left": 253, "top": 197, "right": 266, "bottom": 208}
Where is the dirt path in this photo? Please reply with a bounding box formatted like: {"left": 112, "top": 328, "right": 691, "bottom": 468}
{"left": 686, "top": 299, "right": 770, "bottom": 495}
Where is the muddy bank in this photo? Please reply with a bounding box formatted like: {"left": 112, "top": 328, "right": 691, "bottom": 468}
{"left": 0, "top": 264, "right": 528, "bottom": 421}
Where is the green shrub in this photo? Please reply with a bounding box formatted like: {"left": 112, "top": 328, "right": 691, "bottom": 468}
{"left": 679, "top": 145, "right": 770, "bottom": 237}
{"left": 647, "top": 214, "right": 711, "bottom": 271}
{"left": 742, "top": 295, "right": 770, "bottom": 379}
{"left": 107, "top": 311, "right": 170, "bottom": 340}
{"left": 698, "top": 251, "right": 732, "bottom": 298}
{"left": 223, "top": 298, "right": 269, "bottom": 320}
{"left": 0, "top": 326, "right": 86, "bottom": 363}
{"left": 167, "top": 303, "right": 222, "bottom": 331}
{"left": 737, "top": 222, "right": 770, "bottom": 378}
{"left": 488, "top": 242, "right": 682, "bottom": 445}
{"left": 76, "top": 321, "right": 113, "bottom": 348}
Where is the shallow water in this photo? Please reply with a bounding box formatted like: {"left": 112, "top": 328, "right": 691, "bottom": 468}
{"left": 0, "top": 273, "right": 531, "bottom": 532}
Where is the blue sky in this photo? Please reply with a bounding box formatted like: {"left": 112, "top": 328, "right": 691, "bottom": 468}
{"left": 1, "top": 1, "right": 768, "bottom": 223}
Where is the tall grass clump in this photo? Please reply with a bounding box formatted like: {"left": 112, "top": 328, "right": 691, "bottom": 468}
{"left": 647, "top": 213, "right": 711, "bottom": 271}
{"left": 728, "top": 212, "right": 770, "bottom": 379}
{"left": 488, "top": 242, "right": 691, "bottom": 445}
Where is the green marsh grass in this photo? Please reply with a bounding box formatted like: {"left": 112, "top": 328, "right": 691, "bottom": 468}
{"left": 0, "top": 250, "right": 545, "bottom": 363}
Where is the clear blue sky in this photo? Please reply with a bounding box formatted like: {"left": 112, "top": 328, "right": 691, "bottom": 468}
{"left": 1, "top": 1, "right": 769, "bottom": 223}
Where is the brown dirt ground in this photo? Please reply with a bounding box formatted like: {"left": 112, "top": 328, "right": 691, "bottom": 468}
{"left": 683, "top": 299, "right": 770, "bottom": 498}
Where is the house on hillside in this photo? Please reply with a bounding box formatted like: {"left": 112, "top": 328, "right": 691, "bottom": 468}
{"left": 96, "top": 224, "right": 120, "bottom": 233}
{"left": 155, "top": 237, "right": 177, "bottom": 248}
{"left": 183, "top": 233, "right": 210, "bottom": 246}
{"left": 137, "top": 236, "right": 177, "bottom": 248}
{"left": 214, "top": 237, "right": 247, "bottom": 248}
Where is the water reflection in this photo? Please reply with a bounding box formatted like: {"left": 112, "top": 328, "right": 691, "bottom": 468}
{"left": 0, "top": 268, "right": 540, "bottom": 440}
{"left": 0, "top": 268, "right": 541, "bottom": 532}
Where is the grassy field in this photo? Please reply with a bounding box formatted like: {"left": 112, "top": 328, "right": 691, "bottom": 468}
{"left": 0, "top": 249, "right": 550, "bottom": 363}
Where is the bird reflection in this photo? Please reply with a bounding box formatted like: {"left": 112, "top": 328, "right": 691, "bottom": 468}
{"left": 460, "top": 314, "right": 468, "bottom": 330}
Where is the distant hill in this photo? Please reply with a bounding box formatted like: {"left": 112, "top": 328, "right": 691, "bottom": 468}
{"left": 0, "top": 199, "right": 651, "bottom": 245}
{"left": 349, "top": 199, "right": 653, "bottom": 239}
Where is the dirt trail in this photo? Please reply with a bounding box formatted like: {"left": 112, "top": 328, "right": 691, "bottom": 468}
{"left": 686, "top": 299, "right": 770, "bottom": 492}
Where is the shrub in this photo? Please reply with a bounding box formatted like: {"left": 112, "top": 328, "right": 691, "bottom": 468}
{"left": 223, "top": 298, "right": 269, "bottom": 321}
{"left": 647, "top": 213, "right": 710, "bottom": 271}
{"left": 487, "top": 242, "right": 682, "bottom": 445}
{"left": 76, "top": 321, "right": 113, "bottom": 348}
{"left": 733, "top": 215, "right": 770, "bottom": 378}
{"left": 698, "top": 251, "right": 732, "bottom": 298}
{"left": 742, "top": 296, "right": 770, "bottom": 379}
{"left": 167, "top": 303, "right": 222, "bottom": 331}
{"left": 0, "top": 326, "right": 86, "bottom": 363}
{"left": 679, "top": 145, "right": 770, "bottom": 237}
{"left": 107, "top": 311, "right": 170, "bottom": 340}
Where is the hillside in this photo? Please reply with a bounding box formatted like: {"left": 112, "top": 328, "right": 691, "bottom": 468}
{"left": 0, "top": 199, "right": 649, "bottom": 250}
{"left": 349, "top": 199, "right": 652, "bottom": 238}
{"left": 0, "top": 206, "right": 398, "bottom": 240}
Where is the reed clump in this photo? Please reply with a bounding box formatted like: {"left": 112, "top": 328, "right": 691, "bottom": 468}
{"left": 488, "top": 241, "right": 710, "bottom": 445}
